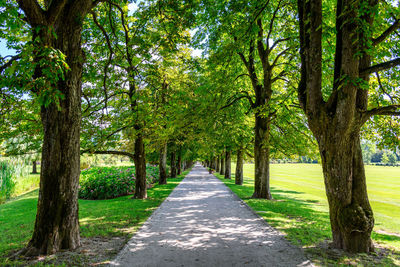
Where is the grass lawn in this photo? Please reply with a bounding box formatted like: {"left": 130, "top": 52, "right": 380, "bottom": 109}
{"left": 216, "top": 163, "right": 400, "bottom": 266}
{"left": 0, "top": 170, "right": 189, "bottom": 266}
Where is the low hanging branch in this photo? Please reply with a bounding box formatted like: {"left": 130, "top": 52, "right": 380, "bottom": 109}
{"left": 90, "top": 150, "right": 135, "bottom": 158}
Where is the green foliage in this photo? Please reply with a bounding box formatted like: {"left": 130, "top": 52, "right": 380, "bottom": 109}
{"left": 79, "top": 165, "right": 159, "bottom": 200}
{"left": 0, "top": 161, "right": 15, "bottom": 203}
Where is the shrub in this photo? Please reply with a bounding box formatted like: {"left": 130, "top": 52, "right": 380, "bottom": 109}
{"left": 79, "top": 165, "right": 160, "bottom": 200}
{"left": 0, "top": 161, "right": 16, "bottom": 203}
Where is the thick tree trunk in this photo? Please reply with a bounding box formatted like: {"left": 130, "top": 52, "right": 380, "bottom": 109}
{"left": 22, "top": 2, "right": 95, "bottom": 254}
{"left": 134, "top": 133, "right": 147, "bottom": 199}
{"left": 216, "top": 156, "right": 220, "bottom": 172}
{"left": 219, "top": 156, "right": 225, "bottom": 175}
{"left": 159, "top": 142, "right": 168, "bottom": 184}
{"left": 177, "top": 152, "right": 182, "bottom": 175}
{"left": 31, "top": 161, "right": 38, "bottom": 174}
{"left": 170, "top": 150, "right": 177, "bottom": 178}
{"left": 318, "top": 132, "right": 374, "bottom": 252}
{"left": 224, "top": 150, "right": 231, "bottom": 179}
{"left": 235, "top": 149, "right": 244, "bottom": 185}
{"left": 252, "top": 115, "right": 272, "bottom": 199}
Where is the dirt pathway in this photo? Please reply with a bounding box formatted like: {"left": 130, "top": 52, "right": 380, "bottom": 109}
{"left": 110, "top": 164, "right": 312, "bottom": 266}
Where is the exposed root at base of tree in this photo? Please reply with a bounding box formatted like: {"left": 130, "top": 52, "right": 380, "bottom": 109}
{"left": 305, "top": 240, "right": 400, "bottom": 266}
{"left": 6, "top": 236, "right": 127, "bottom": 266}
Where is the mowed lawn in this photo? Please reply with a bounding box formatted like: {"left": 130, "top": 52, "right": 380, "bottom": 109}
{"left": 234, "top": 163, "right": 400, "bottom": 234}
{"left": 0, "top": 174, "right": 188, "bottom": 263}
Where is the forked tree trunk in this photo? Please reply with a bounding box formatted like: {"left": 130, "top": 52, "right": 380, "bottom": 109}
{"left": 170, "top": 150, "right": 177, "bottom": 178}
{"left": 235, "top": 149, "right": 244, "bottom": 185}
{"left": 297, "top": 0, "right": 377, "bottom": 252}
{"left": 219, "top": 156, "right": 225, "bottom": 175}
{"left": 159, "top": 142, "right": 168, "bottom": 184}
{"left": 21, "top": 1, "right": 94, "bottom": 255}
{"left": 252, "top": 115, "right": 272, "bottom": 199}
{"left": 224, "top": 150, "right": 231, "bottom": 179}
{"left": 134, "top": 133, "right": 147, "bottom": 199}
{"left": 31, "top": 161, "right": 38, "bottom": 174}
{"left": 216, "top": 156, "right": 220, "bottom": 172}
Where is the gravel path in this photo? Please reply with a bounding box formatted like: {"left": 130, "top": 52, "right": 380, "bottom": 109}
{"left": 110, "top": 164, "right": 313, "bottom": 267}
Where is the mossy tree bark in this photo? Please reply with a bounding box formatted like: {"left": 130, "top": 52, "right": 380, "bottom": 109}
{"left": 296, "top": 0, "right": 400, "bottom": 252}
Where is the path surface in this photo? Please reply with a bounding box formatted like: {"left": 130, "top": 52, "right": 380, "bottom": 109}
{"left": 110, "top": 164, "right": 312, "bottom": 267}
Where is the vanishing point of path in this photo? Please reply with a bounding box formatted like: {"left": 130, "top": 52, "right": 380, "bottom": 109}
{"left": 110, "top": 164, "right": 313, "bottom": 267}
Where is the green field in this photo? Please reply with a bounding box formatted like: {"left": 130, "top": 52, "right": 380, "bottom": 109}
{"left": 234, "top": 163, "right": 400, "bottom": 234}
{"left": 216, "top": 163, "right": 400, "bottom": 265}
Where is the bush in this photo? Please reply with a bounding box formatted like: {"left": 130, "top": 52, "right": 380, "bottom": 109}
{"left": 79, "top": 165, "right": 160, "bottom": 200}
{"left": 0, "top": 161, "right": 16, "bottom": 203}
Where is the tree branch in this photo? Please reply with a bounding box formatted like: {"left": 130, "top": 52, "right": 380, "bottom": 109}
{"left": 17, "top": 0, "right": 46, "bottom": 25}
{"left": 373, "top": 18, "right": 400, "bottom": 46}
{"left": 84, "top": 150, "right": 135, "bottom": 159}
{"left": 360, "top": 57, "right": 400, "bottom": 75}
{"left": 362, "top": 105, "right": 400, "bottom": 123}
{"left": 0, "top": 55, "right": 21, "bottom": 73}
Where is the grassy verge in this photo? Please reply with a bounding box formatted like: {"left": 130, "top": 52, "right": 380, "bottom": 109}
{"left": 0, "top": 169, "right": 190, "bottom": 266}
{"left": 214, "top": 172, "right": 400, "bottom": 266}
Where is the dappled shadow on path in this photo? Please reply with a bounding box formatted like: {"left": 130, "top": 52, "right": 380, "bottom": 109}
{"left": 111, "top": 165, "right": 312, "bottom": 267}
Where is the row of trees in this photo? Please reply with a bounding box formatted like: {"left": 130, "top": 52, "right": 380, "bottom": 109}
{"left": 0, "top": 0, "right": 399, "bottom": 256}
{"left": 192, "top": 0, "right": 400, "bottom": 253}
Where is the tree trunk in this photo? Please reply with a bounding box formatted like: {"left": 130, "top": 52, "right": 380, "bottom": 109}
{"left": 317, "top": 131, "right": 374, "bottom": 252}
{"left": 21, "top": 2, "right": 95, "bottom": 255}
{"left": 224, "top": 150, "right": 231, "bottom": 179}
{"left": 252, "top": 114, "right": 272, "bottom": 199}
{"left": 31, "top": 161, "right": 38, "bottom": 174}
{"left": 216, "top": 156, "right": 220, "bottom": 172}
{"left": 134, "top": 133, "right": 147, "bottom": 199}
{"left": 177, "top": 152, "right": 182, "bottom": 175}
{"left": 219, "top": 156, "right": 225, "bottom": 175}
{"left": 159, "top": 142, "right": 168, "bottom": 184}
{"left": 170, "top": 150, "right": 177, "bottom": 178}
{"left": 235, "top": 149, "right": 244, "bottom": 185}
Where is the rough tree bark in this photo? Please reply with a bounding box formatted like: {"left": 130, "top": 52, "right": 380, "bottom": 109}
{"left": 296, "top": 0, "right": 397, "bottom": 252}
{"left": 224, "top": 150, "right": 231, "bottom": 179}
{"left": 235, "top": 149, "right": 244, "bottom": 185}
{"left": 17, "top": 0, "right": 96, "bottom": 255}
{"left": 133, "top": 133, "right": 147, "bottom": 199}
{"left": 170, "top": 150, "right": 177, "bottom": 178}
{"left": 159, "top": 142, "right": 168, "bottom": 184}
{"left": 219, "top": 155, "right": 225, "bottom": 175}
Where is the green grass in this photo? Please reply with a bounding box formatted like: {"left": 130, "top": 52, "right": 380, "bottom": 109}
{"left": 216, "top": 163, "right": 400, "bottom": 265}
{"left": 0, "top": 170, "right": 189, "bottom": 264}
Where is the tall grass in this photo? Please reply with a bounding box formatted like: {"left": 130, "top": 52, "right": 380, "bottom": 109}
{"left": 0, "top": 161, "right": 16, "bottom": 203}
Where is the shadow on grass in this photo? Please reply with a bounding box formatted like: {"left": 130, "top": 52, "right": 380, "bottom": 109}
{"left": 0, "top": 173, "right": 188, "bottom": 265}
{"left": 215, "top": 173, "right": 400, "bottom": 266}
